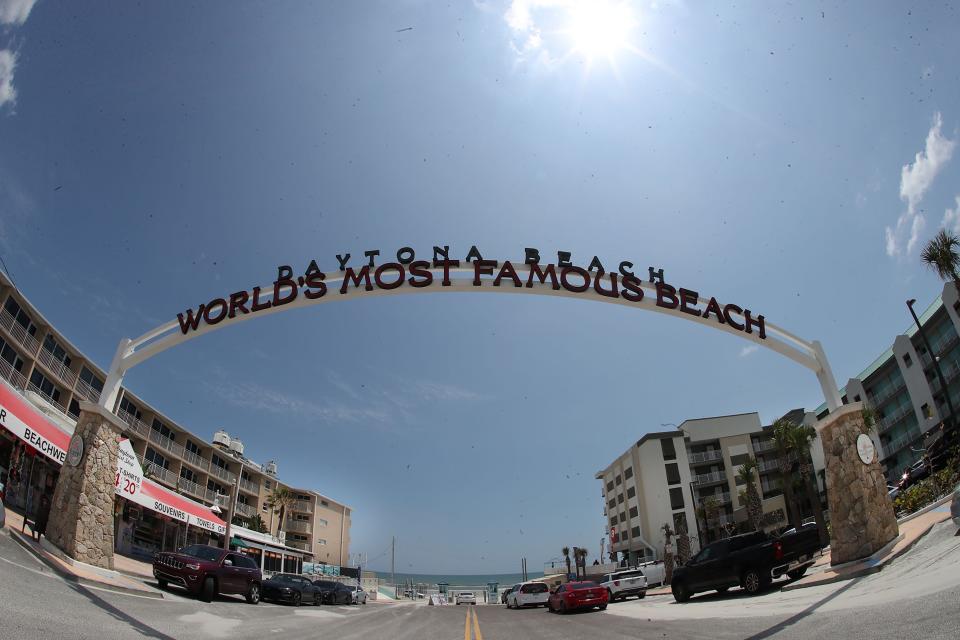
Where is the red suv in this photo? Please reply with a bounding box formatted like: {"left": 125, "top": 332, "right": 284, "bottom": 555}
{"left": 153, "top": 544, "right": 262, "bottom": 604}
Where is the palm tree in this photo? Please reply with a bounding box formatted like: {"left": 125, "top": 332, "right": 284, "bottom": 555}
{"left": 573, "top": 547, "right": 588, "bottom": 579}
{"left": 266, "top": 486, "right": 295, "bottom": 537}
{"left": 701, "top": 497, "right": 721, "bottom": 541}
{"left": 788, "top": 424, "right": 830, "bottom": 547}
{"left": 661, "top": 523, "right": 675, "bottom": 584}
{"left": 772, "top": 419, "right": 802, "bottom": 531}
{"left": 921, "top": 229, "right": 960, "bottom": 290}
{"left": 675, "top": 523, "right": 691, "bottom": 565}
{"left": 561, "top": 546, "right": 571, "bottom": 577}
{"left": 736, "top": 457, "right": 763, "bottom": 532}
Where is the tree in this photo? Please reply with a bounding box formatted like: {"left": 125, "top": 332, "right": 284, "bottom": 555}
{"left": 772, "top": 418, "right": 802, "bottom": 531}
{"left": 675, "top": 523, "right": 691, "bottom": 566}
{"left": 701, "top": 497, "right": 722, "bottom": 541}
{"left": 921, "top": 229, "right": 960, "bottom": 290}
{"left": 788, "top": 423, "right": 830, "bottom": 547}
{"left": 247, "top": 513, "right": 268, "bottom": 534}
{"left": 736, "top": 457, "right": 763, "bottom": 532}
{"left": 661, "top": 523, "right": 675, "bottom": 585}
{"left": 561, "top": 546, "right": 571, "bottom": 577}
{"left": 266, "top": 486, "right": 295, "bottom": 536}
{"left": 573, "top": 547, "right": 588, "bottom": 579}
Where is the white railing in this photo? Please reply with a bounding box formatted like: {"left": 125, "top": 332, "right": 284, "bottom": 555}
{"left": 931, "top": 331, "right": 960, "bottom": 357}
{"left": 878, "top": 403, "right": 912, "bottom": 433}
{"left": 177, "top": 477, "right": 204, "bottom": 498}
{"left": 26, "top": 381, "right": 66, "bottom": 413}
{"left": 181, "top": 448, "right": 208, "bottom": 471}
{"left": 688, "top": 449, "right": 722, "bottom": 464}
{"left": 73, "top": 377, "right": 102, "bottom": 403}
{"left": 292, "top": 499, "right": 313, "bottom": 513}
{"left": 208, "top": 464, "right": 236, "bottom": 484}
{"left": 0, "top": 307, "right": 40, "bottom": 355}
{"left": 0, "top": 356, "right": 27, "bottom": 389}
{"left": 286, "top": 519, "right": 312, "bottom": 534}
{"left": 883, "top": 429, "right": 922, "bottom": 458}
{"left": 239, "top": 477, "right": 260, "bottom": 494}
{"left": 203, "top": 487, "right": 222, "bottom": 505}
{"left": 286, "top": 540, "right": 311, "bottom": 551}
{"left": 752, "top": 439, "right": 777, "bottom": 453}
{"left": 144, "top": 461, "right": 178, "bottom": 487}
{"left": 757, "top": 458, "right": 782, "bottom": 474}
{"left": 148, "top": 429, "right": 184, "bottom": 458}
{"left": 117, "top": 409, "right": 151, "bottom": 439}
{"left": 692, "top": 471, "right": 725, "bottom": 486}
{"left": 870, "top": 378, "right": 906, "bottom": 405}
{"left": 235, "top": 502, "right": 256, "bottom": 518}
{"left": 36, "top": 345, "right": 78, "bottom": 387}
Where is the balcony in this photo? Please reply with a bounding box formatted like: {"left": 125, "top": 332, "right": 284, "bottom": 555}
{"left": 877, "top": 403, "right": 913, "bottom": 433}
{"left": 177, "top": 477, "right": 205, "bottom": 499}
{"left": 35, "top": 346, "right": 78, "bottom": 388}
{"left": 692, "top": 470, "right": 726, "bottom": 487}
{"left": 869, "top": 378, "right": 906, "bottom": 406}
{"left": 286, "top": 519, "right": 312, "bottom": 534}
{"left": 292, "top": 499, "right": 313, "bottom": 513}
{"left": 239, "top": 477, "right": 260, "bottom": 495}
{"left": 26, "top": 381, "right": 67, "bottom": 414}
{"left": 700, "top": 490, "right": 731, "bottom": 504}
{"left": 235, "top": 502, "right": 256, "bottom": 518}
{"left": 117, "top": 410, "right": 151, "bottom": 440}
{"left": 73, "top": 377, "right": 102, "bottom": 404}
{"left": 148, "top": 429, "right": 184, "bottom": 459}
{"left": 687, "top": 449, "right": 723, "bottom": 465}
{"left": 286, "top": 541, "right": 311, "bottom": 551}
{"left": 752, "top": 439, "right": 777, "bottom": 453}
{"left": 931, "top": 331, "right": 960, "bottom": 358}
{"left": 0, "top": 307, "right": 40, "bottom": 355}
{"left": 208, "top": 464, "right": 236, "bottom": 484}
{"left": 181, "top": 448, "right": 208, "bottom": 472}
{"left": 144, "top": 461, "right": 178, "bottom": 487}
{"left": 0, "top": 357, "right": 27, "bottom": 390}
{"left": 883, "top": 429, "right": 922, "bottom": 458}
{"left": 757, "top": 458, "right": 782, "bottom": 474}
{"left": 203, "top": 487, "right": 223, "bottom": 505}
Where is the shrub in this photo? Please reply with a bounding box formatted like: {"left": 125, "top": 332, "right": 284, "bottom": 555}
{"left": 893, "top": 470, "right": 957, "bottom": 517}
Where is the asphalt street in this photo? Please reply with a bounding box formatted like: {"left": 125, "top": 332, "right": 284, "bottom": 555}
{"left": 1, "top": 521, "right": 958, "bottom": 640}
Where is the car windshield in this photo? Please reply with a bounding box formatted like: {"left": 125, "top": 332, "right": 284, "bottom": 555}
{"left": 177, "top": 546, "right": 222, "bottom": 562}
{"left": 572, "top": 582, "right": 599, "bottom": 589}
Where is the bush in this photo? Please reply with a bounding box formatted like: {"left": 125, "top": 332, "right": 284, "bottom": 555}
{"left": 893, "top": 469, "right": 957, "bottom": 517}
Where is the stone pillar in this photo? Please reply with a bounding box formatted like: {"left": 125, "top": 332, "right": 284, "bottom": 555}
{"left": 815, "top": 402, "right": 898, "bottom": 565}
{"left": 46, "top": 401, "right": 123, "bottom": 570}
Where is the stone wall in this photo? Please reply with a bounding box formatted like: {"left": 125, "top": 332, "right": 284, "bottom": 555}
{"left": 46, "top": 405, "right": 122, "bottom": 570}
{"left": 817, "top": 403, "right": 898, "bottom": 565}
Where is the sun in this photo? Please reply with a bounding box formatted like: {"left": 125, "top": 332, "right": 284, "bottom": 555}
{"left": 564, "top": 1, "right": 638, "bottom": 63}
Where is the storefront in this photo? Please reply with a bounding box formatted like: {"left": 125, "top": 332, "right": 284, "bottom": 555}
{"left": 229, "top": 524, "right": 309, "bottom": 574}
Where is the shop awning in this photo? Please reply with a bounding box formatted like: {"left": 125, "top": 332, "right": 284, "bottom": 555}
{"left": 0, "top": 377, "right": 70, "bottom": 465}
{"left": 230, "top": 537, "right": 250, "bottom": 548}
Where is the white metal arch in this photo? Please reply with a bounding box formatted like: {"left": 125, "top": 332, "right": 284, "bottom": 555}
{"left": 98, "top": 261, "right": 842, "bottom": 412}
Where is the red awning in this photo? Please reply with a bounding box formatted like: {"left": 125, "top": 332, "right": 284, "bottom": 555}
{"left": 0, "top": 378, "right": 70, "bottom": 465}
{"left": 137, "top": 478, "right": 227, "bottom": 535}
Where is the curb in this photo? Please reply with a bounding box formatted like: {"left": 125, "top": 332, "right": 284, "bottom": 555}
{"left": 896, "top": 494, "right": 953, "bottom": 525}
{"left": 8, "top": 530, "right": 165, "bottom": 600}
{"left": 780, "top": 517, "right": 943, "bottom": 592}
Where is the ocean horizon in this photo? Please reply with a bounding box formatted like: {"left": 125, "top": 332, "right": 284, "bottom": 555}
{"left": 373, "top": 570, "right": 548, "bottom": 587}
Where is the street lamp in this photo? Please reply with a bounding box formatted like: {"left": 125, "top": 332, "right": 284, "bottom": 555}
{"left": 906, "top": 299, "right": 956, "bottom": 439}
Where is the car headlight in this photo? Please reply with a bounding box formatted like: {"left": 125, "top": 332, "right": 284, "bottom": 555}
{"left": 185, "top": 563, "right": 201, "bottom": 571}
{"left": 282, "top": 587, "right": 292, "bottom": 593}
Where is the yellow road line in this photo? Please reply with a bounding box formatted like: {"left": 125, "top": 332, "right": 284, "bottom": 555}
{"left": 464, "top": 605, "right": 471, "bottom": 640}
{"left": 471, "top": 606, "right": 484, "bottom": 640}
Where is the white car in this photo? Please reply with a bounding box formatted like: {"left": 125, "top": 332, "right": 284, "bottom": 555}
{"left": 638, "top": 561, "right": 666, "bottom": 587}
{"left": 455, "top": 591, "right": 477, "bottom": 605}
{"left": 599, "top": 569, "right": 647, "bottom": 601}
{"left": 507, "top": 581, "right": 550, "bottom": 608}
{"left": 352, "top": 586, "right": 367, "bottom": 605}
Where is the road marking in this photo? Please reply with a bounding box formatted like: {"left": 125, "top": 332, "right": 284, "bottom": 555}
{"left": 471, "top": 606, "right": 484, "bottom": 640}
{"left": 464, "top": 606, "right": 471, "bottom": 640}
{"left": 0, "top": 554, "right": 58, "bottom": 579}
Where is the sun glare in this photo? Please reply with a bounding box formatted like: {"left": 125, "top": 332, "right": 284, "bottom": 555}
{"left": 565, "top": 1, "right": 638, "bottom": 63}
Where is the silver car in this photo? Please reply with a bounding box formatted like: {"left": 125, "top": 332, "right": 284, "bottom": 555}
{"left": 455, "top": 591, "right": 476, "bottom": 605}
{"left": 352, "top": 585, "right": 367, "bottom": 605}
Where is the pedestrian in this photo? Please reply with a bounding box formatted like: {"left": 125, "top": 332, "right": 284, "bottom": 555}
{"left": 33, "top": 493, "right": 51, "bottom": 542}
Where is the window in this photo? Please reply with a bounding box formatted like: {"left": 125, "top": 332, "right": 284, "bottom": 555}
{"left": 145, "top": 447, "right": 168, "bottom": 469}
{"left": 610, "top": 517, "right": 617, "bottom": 527}
{"left": 119, "top": 396, "right": 141, "bottom": 420}
{"left": 320, "top": 500, "right": 328, "bottom": 507}
{"left": 207, "top": 480, "right": 226, "bottom": 494}
{"left": 151, "top": 418, "right": 175, "bottom": 441}
{"left": 317, "top": 518, "right": 328, "bottom": 527}
{"left": 211, "top": 454, "right": 229, "bottom": 470}
{"left": 29, "top": 370, "right": 61, "bottom": 403}
{"left": 626, "top": 486, "right": 636, "bottom": 499}
{"left": 903, "top": 353, "right": 913, "bottom": 368}
{"left": 623, "top": 467, "right": 633, "bottom": 479}
{"left": 606, "top": 481, "right": 614, "bottom": 492}
{"left": 673, "top": 512, "right": 688, "bottom": 533}
{"left": 853, "top": 394, "right": 861, "bottom": 402}
{"left": 631, "top": 526, "right": 641, "bottom": 538}
{"left": 68, "top": 399, "right": 80, "bottom": 418}
{"left": 665, "top": 463, "right": 681, "bottom": 485}
{"left": 615, "top": 475, "right": 622, "bottom": 485}
{"left": 619, "top": 512, "right": 626, "bottom": 523}
{"left": 921, "top": 403, "right": 932, "bottom": 419}
{"left": 317, "top": 539, "right": 327, "bottom": 546}
{"left": 185, "top": 440, "right": 201, "bottom": 456}
{"left": 264, "top": 480, "right": 272, "bottom": 489}
{"left": 0, "top": 337, "right": 24, "bottom": 372}
{"left": 629, "top": 506, "right": 638, "bottom": 519}
{"left": 4, "top": 297, "right": 37, "bottom": 335}
{"left": 669, "top": 487, "right": 684, "bottom": 510}
{"left": 730, "top": 454, "right": 750, "bottom": 468}
{"left": 608, "top": 498, "right": 616, "bottom": 509}
{"left": 42, "top": 334, "right": 71, "bottom": 367}
{"left": 180, "top": 467, "right": 196, "bottom": 482}
{"left": 79, "top": 367, "right": 104, "bottom": 392}
{"left": 617, "top": 494, "right": 624, "bottom": 504}
{"left": 660, "top": 438, "right": 676, "bottom": 461}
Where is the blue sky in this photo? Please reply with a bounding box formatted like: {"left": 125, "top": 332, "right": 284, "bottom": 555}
{"left": 1, "top": 1, "right": 959, "bottom": 573}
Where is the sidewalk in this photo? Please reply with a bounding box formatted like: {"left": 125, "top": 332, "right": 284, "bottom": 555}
{"left": 2, "top": 504, "right": 163, "bottom": 599}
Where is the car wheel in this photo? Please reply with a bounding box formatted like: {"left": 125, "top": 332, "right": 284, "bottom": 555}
{"left": 246, "top": 582, "right": 260, "bottom": 605}
{"left": 742, "top": 569, "right": 763, "bottom": 595}
{"left": 200, "top": 576, "right": 215, "bottom": 603}
{"left": 671, "top": 581, "right": 691, "bottom": 603}
{"left": 638, "top": 591, "right": 646, "bottom": 599}
{"left": 787, "top": 568, "right": 807, "bottom": 580}
{"left": 157, "top": 578, "right": 167, "bottom": 590}
{"left": 607, "top": 589, "right": 614, "bottom": 603}
{"left": 559, "top": 601, "right": 568, "bottom": 615}
{"left": 598, "top": 604, "right": 607, "bottom": 611}
{"left": 293, "top": 592, "right": 302, "bottom": 607}
{"left": 314, "top": 594, "right": 322, "bottom": 606}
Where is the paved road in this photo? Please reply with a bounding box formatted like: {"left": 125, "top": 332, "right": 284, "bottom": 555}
{"left": 2, "top": 521, "right": 958, "bottom": 639}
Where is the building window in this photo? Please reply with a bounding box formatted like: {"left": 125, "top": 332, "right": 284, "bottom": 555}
{"left": 4, "top": 297, "right": 38, "bottom": 335}
{"left": 615, "top": 475, "right": 622, "bottom": 485}
{"left": 29, "top": 370, "right": 61, "bottom": 403}
{"left": 660, "top": 438, "right": 676, "bottom": 461}
{"left": 619, "top": 512, "right": 626, "bottom": 523}
{"left": 673, "top": 512, "right": 688, "bottom": 533}
{"left": 610, "top": 517, "right": 617, "bottom": 527}
{"left": 629, "top": 506, "right": 638, "bottom": 519}
{"left": 730, "top": 454, "right": 750, "bottom": 468}
{"left": 151, "top": 418, "right": 175, "bottom": 441}
{"left": 317, "top": 519, "right": 328, "bottom": 527}
{"left": 617, "top": 494, "right": 624, "bottom": 504}
{"left": 921, "top": 403, "right": 932, "bottom": 419}
{"left": 627, "top": 486, "right": 636, "bottom": 499}
{"left": 320, "top": 500, "right": 328, "bottom": 507}
{"left": 145, "top": 447, "right": 168, "bottom": 470}
{"left": 903, "top": 353, "right": 913, "bottom": 368}
{"left": 669, "top": 487, "right": 684, "bottom": 510}
{"left": 42, "top": 334, "right": 71, "bottom": 367}
{"left": 631, "top": 526, "right": 641, "bottom": 538}
{"left": 207, "top": 480, "right": 226, "bottom": 494}
{"left": 853, "top": 394, "right": 861, "bottom": 402}
{"left": 211, "top": 454, "right": 229, "bottom": 470}
{"left": 185, "top": 440, "right": 201, "bottom": 456}
{"left": 119, "top": 396, "right": 141, "bottom": 420}
{"left": 665, "top": 463, "right": 681, "bottom": 486}
{"left": 606, "top": 481, "right": 614, "bottom": 492}
{"left": 79, "top": 367, "right": 104, "bottom": 392}
{"left": 0, "top": 337, "right": 24, "bottom": 372}
{"left": 180, "top": 467, "right": 196, "bottom": 482}
{"left": 68, "top": 399, "right": 80, "bottom": 418}
{"left": 623, "top": 467, "right": 633, "bottom": 479}
{"left": 264, "top": 480, "right": 272, "bottom": 489}
{"left": 608, "top": 498, "right": 616, "bottom": 509}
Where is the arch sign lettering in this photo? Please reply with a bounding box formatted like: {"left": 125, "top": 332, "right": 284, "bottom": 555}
{"left": 97, "top": 245, "right": 842, "bottom": 412}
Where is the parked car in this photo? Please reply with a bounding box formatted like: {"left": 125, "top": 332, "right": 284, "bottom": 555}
{"left": 637, "top": 560, "right": 666, "bottom": 586}
{"left": 153, "top": 544, "right": 261, "bottom": 603}
{"left": 501, "top": 583, "right": 520, "bottom": 604}
{"left": 312, "top": 580, "right": 354, "bottom": 604}
{"left": 671, "top": 526, "right": 822, "bottom": 603}
{"left": 506, "top": 581, "right": 550, "bottom": 608}
{"left": 455, "top": 591, "right": 477, "bottom": 605}
{"left": 352, "top": 585, "right": 368, "bottom": 605}
{"left": 598, "top": 568, "right": 647, "bottom": 601}
{"left": 0, "top": 497, "right": 5, "bottom": 528}
{"left": 547, "top": 581, "right": 608, "bottom": 613}
{"left": 951, "top": 482, "right": 960, "bottom": 530}
{"left": 261, "top": 573, "right": 323, "bottom": 606}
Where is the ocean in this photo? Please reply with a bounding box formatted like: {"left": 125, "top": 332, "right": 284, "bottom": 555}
{"left": 374, "top": 571, "right": 546, "bottom": 587}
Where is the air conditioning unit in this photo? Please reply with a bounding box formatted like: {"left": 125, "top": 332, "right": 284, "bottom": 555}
{"left": 212, "top": 430, "right": 231, "bottom": 448}
{"left": 264, "top": 460, "right": 278, "bottom": 476}
{"left": 229, "top": 438, "right": 244, "bottom": 456}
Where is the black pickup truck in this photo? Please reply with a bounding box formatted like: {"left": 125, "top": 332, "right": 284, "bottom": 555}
{"left": 670, "top": 525, "right": 822, "bottom": 602}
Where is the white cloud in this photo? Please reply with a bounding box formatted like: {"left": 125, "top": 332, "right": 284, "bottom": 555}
{"left": 0, "top": 50, "right": 16, "bottom": 110}
{"left": 942, "top": 196, "right": 960, "bottom": 236}
{"left": 0, "top": 0, "right": 37, "bottom": 25}
{"left": 739, "top": 345, "right": 759, "bottom": 358}
{"left": 885, "top": 112, "right": 956, "bottom": 257}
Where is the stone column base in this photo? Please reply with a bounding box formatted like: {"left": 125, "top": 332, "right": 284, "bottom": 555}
{"left": 815, "top": 402, "right": 898, "bottom": 565}
{"left": 46, "top": 402, "right": 124, "bottom": 570}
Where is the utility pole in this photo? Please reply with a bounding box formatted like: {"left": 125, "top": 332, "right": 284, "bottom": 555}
{"left": 221, "top": 476, "right": 240, "bottom": 551}
{"left": 391, "top": 536, "right": 395, "bottom": 592}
